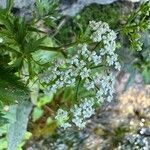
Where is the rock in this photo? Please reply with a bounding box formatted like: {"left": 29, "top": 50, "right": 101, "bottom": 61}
{"left": 0, "top": 0, "right": 116, "bottom": 17}
{"left": 0, "top": 0, "right": 6, "bottom": 8}
{"left": 13, "top": 0, "right": 34, "bottom": 9}
{"left": 0, "top": 0, "right": 34, "bottom": 9}
{"left": 0, "top": 0, "right": 143, "bottom": 18}
{"left": 61, "top": 0, "right": 117, "bottom": 16}
{"left": 0, "top": 0, "right": 34, "bottom": 20}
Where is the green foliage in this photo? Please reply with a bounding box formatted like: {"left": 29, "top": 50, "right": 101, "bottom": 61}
{"left": 76, "top": 2, "right": 122, "bottom": 29}
{"left": 35, "top": 0, "right": 59, "bottom": 28}
{"left": 0, "top": 112, "right": 8, "bottom": 126}
{"left": 32, "top": 107, "right": 43, "bottom": 122}
{"left": 1, "top": 1, "right": 80, "bottom": 149}
{"left": 0, "top": 67, "right": 29, "bottom": 106}
{"left": 122, "top": 30, "right": 150, "bottom": 86}
{"left": 55, "top": 2, "right": 122, "bottom": 44}
{"left": 0, "top": 0, "right": 149, "bottom": 149}
{"left": 112, "top": 126, "right": 129, "bottom": 146}
{"left": 122, "top": 1, "right": 150, "bottom": 51}
{"left": 134, "top": 31, "right": 150, "bottom": 83}
{"left": 8, "top": 101, "right": 32, "bottom": 150}
{"left": 31, "top": 95, "right": 53, "bottom": 122}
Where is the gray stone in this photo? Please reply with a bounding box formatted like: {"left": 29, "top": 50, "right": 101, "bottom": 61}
{"left": 0, "top": 0, "right": 6, "bottom": 8}
{"left": 61, "top": 0, "right": 117, "bottom": 16}
{"left": 0, "top": 0, "right": 142, "bottom": 17}
{"left": 13, "top": 0, "right": 34, "bottom": 9}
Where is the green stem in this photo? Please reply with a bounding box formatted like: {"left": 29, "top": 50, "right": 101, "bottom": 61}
{"left": 90, "top": 65, "right": 105, "bottom": 69}
{"left": 39, "top": 45, "right": 67, "bottom": 57}
{"left": 39, "top": 41, "right": 79, "bottom": 57}
{"left": 75, "top": 77, "right": 81, "bottom": 101}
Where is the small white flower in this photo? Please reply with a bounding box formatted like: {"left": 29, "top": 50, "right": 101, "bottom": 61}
{"left": 107, "top": 95, "right": 113, "bottom": 102}
{"left": 141, "top": 118, "right": 145, "bottom": 123}
{"left": 55, "top": 109, "right": 68, "bottom": 120}
{"left": 115, "top": 62, "right": 121, "bottom": 70}
{"left": 96, "top": 90, "right": 104, "bottom": 99}
{"left": 91, "top": 52, "right": 102, "bottom": 65}
{"left": 71, "top": 98, "right": 95, "bottom": 128}
{"left": 140, "top": 128, "right": 146, "bottom": 135}
{"left": 55, "top": 109, "right": 70, "bottom": 129}
{"left": 140, "top": 122, "right": 144, "bottom": 127}
{"left": 60, "top": 122, "right": 71, "bottom": 129}
{"left": 106, "top": 55, "right": 115, "bottom": 66}
{"left": 80, "top": 67, "right": 90, "bottom": 79}
{"left": 84, "top": 79, "right": 95, "bottom": 90}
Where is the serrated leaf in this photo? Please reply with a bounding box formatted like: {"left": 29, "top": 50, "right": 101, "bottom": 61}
{"left": 0, "top": 13, "right": 13, "bottom": 32}
{"left": 13, "top": 17, "right": 27, "bottom": 46}
{"left": 7, "top": 101, "right": 32, "bottom": 150}
{"left": 25, "top": 36, "right": 47, "bottom": 53}
{"left": 0, "top": 66, "right": 29, "bottom": 105}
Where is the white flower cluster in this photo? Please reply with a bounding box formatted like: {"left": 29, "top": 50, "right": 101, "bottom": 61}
{"left": 55, "top": 109, "right": 71, "bottom": 129}
{"left": 90, "top": 21, "right": 121, "bottom": 70}
{"left": 84, "top": 73, "right": 115, "bottom": 103}
{"left": 95, "top": 73, "right": 115, "bottom": 102}
{"left": 117, "top": 119, "right": 150, "bottom": 150}
{"left": 40, "top": 21, "right": 120, "bottom": 128}
{"left": 71, "top": 98, "right": 95, "bottom": 128}
{"left": 55, "top": 98, "right": 95, "bottom": 129}
{"left": 117, "top": 133, "right": 149, "bottom": 150}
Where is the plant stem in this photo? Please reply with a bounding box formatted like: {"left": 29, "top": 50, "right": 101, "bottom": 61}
{"left": 75, "top": 77, "right": 81, "bottom": 101}
{"left": 90, "top": 65, "right": 105, "bottom": 69}
{"left": 39, "top": 45, "right": 67, "bottom": 57}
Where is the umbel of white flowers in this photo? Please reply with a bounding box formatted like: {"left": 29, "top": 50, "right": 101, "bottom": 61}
{"left": 117, "top": 119, "right": 149, "bottom": 150}
{"left": 40, "top": 21, "right": 121, "bottom": 129}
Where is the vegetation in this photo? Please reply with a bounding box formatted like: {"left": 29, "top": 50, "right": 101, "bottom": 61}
{"left": 0, "top": 0, "right": 149, "bottom": 149}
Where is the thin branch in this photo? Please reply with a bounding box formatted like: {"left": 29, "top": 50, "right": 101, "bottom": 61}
{"left": 90, "top": 65, "right": 105, "bottom": 69}
{"left": 75, "top": 77, "right": 81, "bottom": 101}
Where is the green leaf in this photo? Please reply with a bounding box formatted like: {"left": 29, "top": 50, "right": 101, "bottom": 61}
{"left": 0, "top": 54, "right": 10, "bottom": 66}
{"left": 142, "top": 66, "right": 150, "bottom": 84}
{"left": 32, "top": 107, "right": 43, "bottom": 122}
{"left": 0, "top": 112, "right": 8, "bottom": 126}
{"left": 13, "top": 17, "right": 27, "bottom": 45}
{"left": 6, "top": 0, "right": 14, "bottom": 13}
{"left": 35, "top": 0, "right": 59, "bottom": 17}
{"left": 0, "top": 67, "right": 29, "bottom": 106}
{"left": 37, "top": 95, "right": 53, "bottom": 107}
{"left": 28, "top": 26, "right": 46, "bottom": 34}
{"left": 0, "top": 137, "right": 7, "bottom": 150}
{"left": 62, "top": 87, "right": 75, "bottom": 102}
{"left": 7, "top": 101, "right": 32, "bottom": 150}
{"left": 0, "top": 13, "right": 13, "bottom": 32}
{"left": 25, "top": 36, "right": 47, "bottom": 53}
{"left": 35, "top": 0, "right": 45, "bottom": 16}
